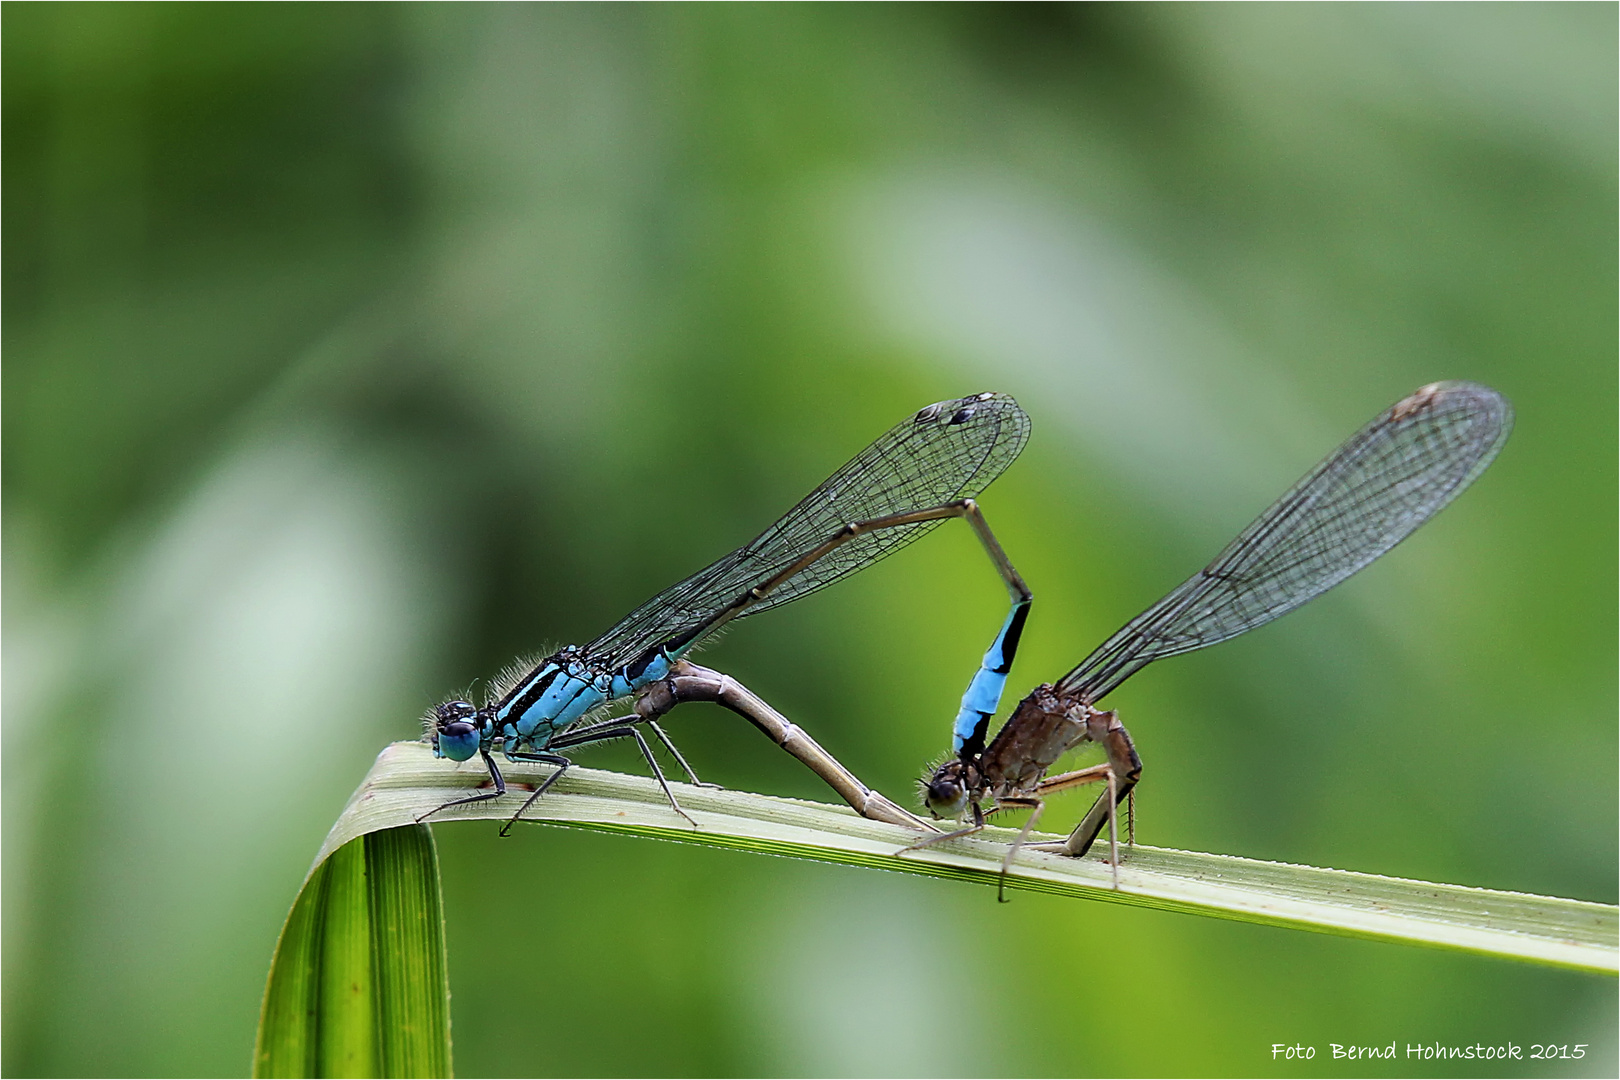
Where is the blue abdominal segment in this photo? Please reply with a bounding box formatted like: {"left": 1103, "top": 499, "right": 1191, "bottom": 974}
{"left": 608, "top": 650, "right": 672, "bottom": 699}
{"left": 953, "top": 597, "right": 1030, "bottom": 756}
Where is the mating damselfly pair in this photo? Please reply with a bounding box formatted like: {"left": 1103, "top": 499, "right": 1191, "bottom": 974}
{"left": 424, "top": 382, "right": 1512, "bottom": 891}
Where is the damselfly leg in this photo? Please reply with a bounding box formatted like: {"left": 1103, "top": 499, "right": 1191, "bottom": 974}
{"left": 502, "top": 723, "right": 699, "bottom": 835}
{"left": 415, "top": 748, "right": 512, "bottom": 821}
{"left": 898, "top": 758, "right": 1125, "bottom": 897}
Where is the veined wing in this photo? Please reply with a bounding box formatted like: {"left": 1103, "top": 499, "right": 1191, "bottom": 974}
{"left": 1060, "top": 382, "right": 1512, "bottom": 703}
{"left": 587, "top": 392, "right": 1030, "bottom": 670}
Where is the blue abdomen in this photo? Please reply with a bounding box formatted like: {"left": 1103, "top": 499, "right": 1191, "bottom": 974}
{"left": 608, "top": 650, "right": 672, "bottom": 698}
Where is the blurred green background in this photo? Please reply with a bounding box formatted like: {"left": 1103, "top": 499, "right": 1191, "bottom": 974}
{"left": 4, "top": 4, "right": 1614, "bottom": 1077}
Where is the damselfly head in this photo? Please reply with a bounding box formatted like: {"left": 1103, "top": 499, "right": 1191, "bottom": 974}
{"left": 429, "top": 699, "right": 484, "bottom": 762}
{"left": 920, "top": 759, "right": 971, "bottom": 819}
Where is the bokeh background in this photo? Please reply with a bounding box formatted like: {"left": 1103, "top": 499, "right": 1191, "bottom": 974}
{"left": 4, "top": 4, "right": 1614, "bottom": 1077}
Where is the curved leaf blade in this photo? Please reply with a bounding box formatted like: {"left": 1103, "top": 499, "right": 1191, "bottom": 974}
{"left": 256, "top": 823, "right": 452, "bottom": 1078}
{"left": 322, "top": 742, "right": 1617, "bottom": 975}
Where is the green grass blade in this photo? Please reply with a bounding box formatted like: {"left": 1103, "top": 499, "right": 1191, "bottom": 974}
{"left": 319, "top": 839, "right": 377, "bottom": 1077}
{"left": 257, "top": 857, "right": 329, "bottom": 1077}
{"left": 321, "top": 741, "right": 1617, "bottom": 975}
{"left": 256, "top": 823, "right": 452, "bottom": 1079}
{"left": 367, "top": 827, "right": 453, "bottom": 1079}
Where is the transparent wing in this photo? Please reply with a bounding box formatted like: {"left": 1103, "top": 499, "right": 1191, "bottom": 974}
{"left": 586, "top": 392, "right": 1030, "bottom": 669}
{"left": 1059, "top": 382, "right": 1512, "bottom": 703}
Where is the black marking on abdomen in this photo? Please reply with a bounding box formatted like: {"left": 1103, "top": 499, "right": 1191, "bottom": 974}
{"left": 994, "top": 603, "right": 1031, "bottom": 673}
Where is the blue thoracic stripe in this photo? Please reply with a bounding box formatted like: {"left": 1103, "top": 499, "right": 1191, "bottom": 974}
{"left": 530, "top": 679, "right": 605, "bottom": 736}
{"left": 501, "top": 663, "right": 563, "bottom": 722}
{"left": 499, "top": 649, "right": 684, "bottom": 750}
{"left": 952, "top": 598, "right": 1030, "bottom": 754}
{"left": 531, "top": 660, "right": 592, "bottom": 716}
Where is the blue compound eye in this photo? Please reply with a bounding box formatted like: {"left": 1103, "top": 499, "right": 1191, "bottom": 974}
{"left": 437, "top": 721, "right": 480, "bottom": 762}
{"left": 432, "top": 701, "right": 483, "bottom": 761}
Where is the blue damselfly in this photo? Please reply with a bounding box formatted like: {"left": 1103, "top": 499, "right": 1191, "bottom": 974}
{"left": 426, "top": 392, "right": 1033, "bottom": 831}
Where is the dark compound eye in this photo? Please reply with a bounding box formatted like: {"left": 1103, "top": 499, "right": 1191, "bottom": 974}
{"left": 922, "top": 762, "right": 970, "bottom": 818}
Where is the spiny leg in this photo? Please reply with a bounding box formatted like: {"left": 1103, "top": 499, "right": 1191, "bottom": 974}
{"left": 1023, "top": 762, "right": 1123, "bottom": 888}
{"left": 1064, "top": 774, "right": 1138, "bottom": 864}
{"left": 1061, "top": 712, "right": 1142, "bottom": 866}
{"left": 417, "top": 748, "right": 509, "bottom": 823}
{"left": 1104, "top": 770, "right": 1118, "bottom": 890}
{"left": 648, "top": 719, "right": 721, "bottom": 789}
{"left": 1060, "top": 764, "right": 1120, "bottom": 887}
{"left": 1031, "top": 762, "right": 1115, "bottom": 795}
{"left": 895, "top": 800, "right": 987, "bottom": 856}
{"left": 557, "top": 711, "right": 718, "bottom": 790}
{"left": 995, "top": 796, "right": 1046, "bottom": 903}
{"left": 553, "top": 722, "right": 700, "bottom": 830}
{"left": 499, "top": 751, "right": 574, "bottom": 836}
{"left": 1127, "top": 789, "right": 1135, "bottom": 847}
